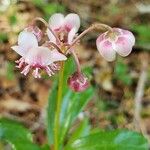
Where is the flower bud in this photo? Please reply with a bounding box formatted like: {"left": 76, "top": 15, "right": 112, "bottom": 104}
{"left": 67, "top": 72, "right": 89, "bottom": 92}
{"left": 25, "top": 26, "right": 43, "bottom": 42}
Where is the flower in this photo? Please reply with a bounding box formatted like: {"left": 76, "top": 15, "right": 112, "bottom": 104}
{"left": 67, "top": 72, "right": 89, "bottom": 92}
{"left": 47, "top": 13, "right": 80, "bottom": 44}
{"left": 96, "top": 28, "right": 135, "bottom": 62}
{"left": 11, "top": 31, "right": 67, "bottom": 78}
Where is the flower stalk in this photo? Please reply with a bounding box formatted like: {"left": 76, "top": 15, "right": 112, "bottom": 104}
{"left": 66, "top": 23, "right": 112, "bottom": 54}
{"left": 32, "top": 17, "right": 61, "bottom": 45}
{"left": 54, "top": 61, "right": 64, "bottom": 150}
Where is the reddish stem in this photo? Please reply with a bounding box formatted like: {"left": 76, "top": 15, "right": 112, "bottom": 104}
{"left": 71, "top": 51, "right": 81, "bottom": 73}
{"left": 32, "top": 17, "right": 61, "bottom": 45}
{"left": 66, "top": 23, "right": 112, "bottom": 54}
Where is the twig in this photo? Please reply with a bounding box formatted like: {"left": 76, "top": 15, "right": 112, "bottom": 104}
{"left": 134, "top": 54, "right": 149, "bottom": 140}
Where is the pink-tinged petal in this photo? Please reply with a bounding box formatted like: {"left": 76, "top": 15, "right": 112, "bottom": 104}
{"left": 11, "top": 46, "right": 27, "bottom": 57}
{"left": 96, "top": 38, "right": 116, "bottom": 62}
{"left": 49, "top": 13, "right": 64, "bottom": 30}
{"left": 49, "top": 49, "right": 67, "bottom": 64}
{"left": 47, "top": 29, "right": 56, "bottom": 43}
{"left": 64, "top": 13, "right": 80, "bottom": 32}
{"left": 25, "top": 47, "right": 67, "bottom": 66}
{"left": 25, "top": 46, "right": 53, "bottom": 66}
{"left": 96, "top": 32, "right": 107, "bottom": 43}
{"left": 114, "top": 36, "right": 133, "bottom": 57}
{"left": 68, "top": 28, "right": 76, "bottom": 44}
{"left": 18, "top": 31, "right": 38, "bottom": 48}
{"left": 120, "top": 29, "right": 135, "bottom": 46}
{"left": 25, "top": 26, "right": 43, "bottom": 42}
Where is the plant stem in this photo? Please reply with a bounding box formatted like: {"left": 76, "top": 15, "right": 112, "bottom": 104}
{"left": 54, "top": 61, "right": 65, "bottom": 150}
{"left": 66, "top": 23, "right": 112, "bottom": 54}
{"left": 32, "top": 17, "right": 61, "bottom": 45}
{"left": 71, "top": 51, "right": 81, "bottom": 73}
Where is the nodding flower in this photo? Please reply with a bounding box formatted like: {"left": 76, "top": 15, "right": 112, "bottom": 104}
{"left": 67, "top": 72, "right": 89, "bottom": 92}
{"left": 11, "top": 31, "right": 67, "bottom": 78}
{"left": 96, "top": 28, "right": 135, "bottom": 62}
{"left": 47, "top": 13, "right": 80, "bottom": 45}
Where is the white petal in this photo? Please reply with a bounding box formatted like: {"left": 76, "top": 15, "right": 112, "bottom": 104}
{"left": 49, "top": 49, "right": 67, "bottom": 64}
{"left": 49, "top": 13, "right": 64, "bottom": 30}
{"left": 64, "top": 13, "right": 80, "bottom": 32}
{"left": 114, "top": 36, "right": 133, "bottom": 57}
{"left": 18, "top": 31, "right": 38, "bottom": 48}
{"left": 121, "top": 29, "right": 135, "bottom": 46}
{"left": 11, "top": 45, "right": 27, "bottom": 57}
{"left": 25, "top": 46, "right": 52, "bottom": 66}
{"left": 68, "top": 28, "right": 76, "bottom": 44}
{"left": 25, "top": 47, "right": 67, "bottom": 66}
{"left": 96, "top": 39, "right": 116, "bottom": 62}
{"left": 47, "top": 29, "right": 56, "bottom": 43}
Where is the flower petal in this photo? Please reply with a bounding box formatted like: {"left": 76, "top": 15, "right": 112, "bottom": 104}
{"left": 64, "top": 13, "right": 80, "bottom": 32}
{"left": 11, "top": 45, "right": 27, "bottom": 57}
{"left": 49, "top": 13, "right": 64, "bottom": 30}
{"left": 96, "top": 38, "right": 116, "bottom": 62}
{"left": 68, "top": 28, "right": 76, "bottom": 44}
{"left": 25, "top": 46, "right": 52, "bottom": 66}
{"left": 47, "top": 29, "right": 56, "bottom": 43}
{"left": 114, "top": 36, "right": 133, "bottom": 57}
{"left": 25, "top": 47, "right": 67, "bottom": 66}
{"left": 49, "top": 49, "right": 67, "bottom": 64}
{"left": 18, "top": 31, "right": 38, "bottom": 48}
{"left": 121, "top": 29, "right": 135, "bottom": 46}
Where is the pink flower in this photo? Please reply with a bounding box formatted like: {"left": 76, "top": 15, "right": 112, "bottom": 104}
{"left": 96, "top": 28, "right": 135, "bottom": 62}
{"left": 11, "top": 31, "right": 67, "bottom": 78}
{"left": 67, "top": 72, "right": 89, "bottom": 92}
{"left": 47, "top": 13, "right": 80, "bottom": 44}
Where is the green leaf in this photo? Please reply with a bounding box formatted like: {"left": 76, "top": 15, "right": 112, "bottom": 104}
{"left": 68, "top": 119, "right": 90, "bottom": 144}
{"left": 59, "top": 58, "right": 94, "bottom": 145}
{"left": 0, "top": 118, "right": 41, "bottom": 150}
{"left": 46, "top": 57, "right": 94, "bottom": 147}
{"left": 131, "top": 24, "right": 150, "bottom": 49}
{"left": 42, "top": 3, "right": 65, "bottom": 16}
{"left": 47, "top": 80, "right": 58, "bottom": 145}
{"left": 9, "top": 15, "right": 17, "bottom": 25}
{"left": 41, "top": 144, "right": 50, "bottom": 150}
{"left": 6, "top": 62, "right": 15, "bottom": 80}
{"left": 114, "top": 58, "right": 132, "bottom": 85}
{"left": 65, "top": 130, "right": 149, "bottom": 150}
{"left": 0, "top": 33, "right": 8, "bottom": 43}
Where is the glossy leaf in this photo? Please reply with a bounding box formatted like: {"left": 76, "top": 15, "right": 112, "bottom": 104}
{"left": 0, "top": 118, "right": 41, "bottom": 150}
{"left": 65, "top": 130, "right": 148, "bottom": 150}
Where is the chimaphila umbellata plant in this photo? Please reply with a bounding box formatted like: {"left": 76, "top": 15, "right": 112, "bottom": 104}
{"left": 0, "top": 13, "right": 148, "bottom": 150}
{"left": 11, "top": 13, "right": 135, "bottom": 90}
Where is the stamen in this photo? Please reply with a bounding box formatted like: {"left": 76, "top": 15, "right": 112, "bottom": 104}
{"left": 45, "top": 66, "right": 54, "bottom": 76}
{"left": 16, "top": 58, "right": 25, "bottom": 68}
{"left": 32, "top": 68, "right": 41, "bottom": 78}
{"left": 21, "top": 65, "right": 30, "bottom": 76}
{"left": 50, "top": 63, "right": 60, "bottom": 70}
